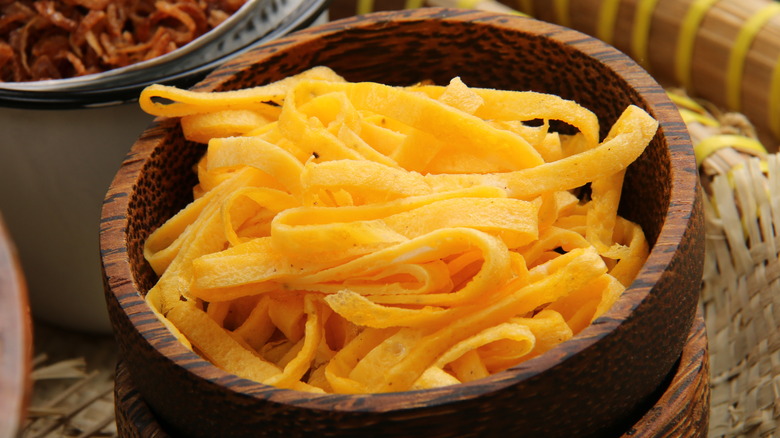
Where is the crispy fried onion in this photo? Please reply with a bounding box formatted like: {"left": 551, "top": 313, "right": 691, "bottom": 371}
{"left": 0, "top": 0, "right": 247, "bottom": 82}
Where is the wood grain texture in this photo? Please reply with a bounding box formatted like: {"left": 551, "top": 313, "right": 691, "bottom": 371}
{"left": 0, "top": 213, "right": 32, "bottom": 438}
{"left": 620, "top": 307, "right": 710, "bottom": 438}
{"left": 100, "top": 8, "right": 705, "bottom": 438}
{"left": 113, "top": 308, "right": 710, "bottom": 437}
{"left": 115, "top": 362, "right": 171, "bottom": 438}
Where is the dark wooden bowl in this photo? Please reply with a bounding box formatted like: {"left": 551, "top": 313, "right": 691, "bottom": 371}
{"left": 100, "top": 8, "right": 704, "bottom": 438}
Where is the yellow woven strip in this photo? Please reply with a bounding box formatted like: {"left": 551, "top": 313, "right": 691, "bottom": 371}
{"left": 597, "top": 0, "right": 622, "bottom": 45}
{"left": 356, "top": 0, "right": 373, "bottom": 15}
{"left": 771, "top": 54, "right": 780, "bottom": 139}
{"left": 405, "top": 0, "right": 424, "bottom": 8}
{"left": 726, "top": 3, "right": 780, "bottom": 112}
{"left": 631, "top": 0, "right": 661, "bottom": 71}
{"left": 725, "top": 160, "right": 769, "bottom": 190}
{"left": 666, "top": 90, "right": 709, "bottom": 114}
{"left": 694, "top": 134, "right": 767, "bottom": 166}
{"left": 675, "top": 0, "right": 719, "bottom": 89}
{"left": 553, "top": 0, "right": 570, "bottom": 28}
{"left": 678, "top": 108, "right": 719, "bottom": 127}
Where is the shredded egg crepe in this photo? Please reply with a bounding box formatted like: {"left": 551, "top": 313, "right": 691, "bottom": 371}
{"left": 138, "top": 67, "right": 656, "bottom": 394}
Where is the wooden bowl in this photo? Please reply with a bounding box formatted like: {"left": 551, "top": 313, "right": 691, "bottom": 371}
{"left": 100, "top": 8, "right": 704, "bottom": 438}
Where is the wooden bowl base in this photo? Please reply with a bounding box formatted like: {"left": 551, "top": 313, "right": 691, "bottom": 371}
{"left": 114, "top": 310, "right": 709, "bottom": 438}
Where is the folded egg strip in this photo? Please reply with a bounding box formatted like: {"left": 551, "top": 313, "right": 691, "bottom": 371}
{"left": 139, "top": 67, "right": 656, "bottom": 393}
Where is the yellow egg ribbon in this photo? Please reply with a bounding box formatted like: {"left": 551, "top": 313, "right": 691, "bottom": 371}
{"left": 138, "top": 67, "right": 656, "bottom": 394}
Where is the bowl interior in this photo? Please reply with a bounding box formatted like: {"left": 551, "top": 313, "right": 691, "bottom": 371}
{"left": 103, "top": 8, "right": 701, "bottom": 438}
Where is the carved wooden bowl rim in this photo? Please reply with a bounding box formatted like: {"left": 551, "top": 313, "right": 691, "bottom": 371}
{"left": 102, "top": 7, "right": 699, "bottom": 414}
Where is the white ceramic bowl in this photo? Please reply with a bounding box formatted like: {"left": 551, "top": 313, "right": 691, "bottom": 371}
{"left": 0, "top": 103, "right": 152, "bottom": 332}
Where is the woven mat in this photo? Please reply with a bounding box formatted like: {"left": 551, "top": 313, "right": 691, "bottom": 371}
{"left": 21, "top": 321, "right": 118, "bottom": 438}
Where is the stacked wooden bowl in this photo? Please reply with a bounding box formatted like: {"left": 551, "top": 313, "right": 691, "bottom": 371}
{"left": 100, "top": 8, "right": 705, "bottom": 437}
